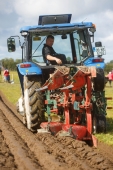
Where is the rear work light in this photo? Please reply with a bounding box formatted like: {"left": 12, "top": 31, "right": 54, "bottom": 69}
{"left": 92, "top": 58, "right": 104, "bottom": 63}
{"left": 20, "top": 64, "right": 31, "bottom": 68}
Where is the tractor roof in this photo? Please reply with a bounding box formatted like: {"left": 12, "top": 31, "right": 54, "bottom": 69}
{"left": 20, "top": 14, "right": 94, "bottom": 33}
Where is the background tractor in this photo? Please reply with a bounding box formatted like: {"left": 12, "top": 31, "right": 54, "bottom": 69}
{"left": 7, "top": 14, "right": 107, "bottom": 146}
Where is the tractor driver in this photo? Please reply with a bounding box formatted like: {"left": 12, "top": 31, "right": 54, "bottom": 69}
{"left": 42, "top": 35, "right": 67, "bottom": 65}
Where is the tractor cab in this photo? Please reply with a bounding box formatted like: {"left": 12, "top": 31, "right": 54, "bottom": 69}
{"left": 7, "top": 14, "right": 98, "bottom": 67}
{"left": 24, "top": 14, "right": 95, "bottom": 66}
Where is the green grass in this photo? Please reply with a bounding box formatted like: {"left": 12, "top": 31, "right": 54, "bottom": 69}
{"left": 96, "top": 82, "right": 113, "bottom": 146}
{"left": 0, "top": 71, "right": 21, "bottom": 105}
{"left": 0, "top": 71, "right": 113, "bottom": 146}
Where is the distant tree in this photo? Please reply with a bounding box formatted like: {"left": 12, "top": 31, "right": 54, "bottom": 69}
{"left": 33, "top": 59, "right": 38, "bottom": 63}
{"left": 110, "top": 60, "right": 113, "bottom": 63}
{"left": 66, "top": 57, "right": 71, "bottom": 62}
{"left": 104, "top": 62, "right": 113, "bottom": 74}
{"left": 1, "top": 58, "right": 22, "bottom": 71}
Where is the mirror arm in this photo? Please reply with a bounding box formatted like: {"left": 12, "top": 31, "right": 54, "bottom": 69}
{"left": 92, "top": 33, "right": 94, "bottom": 42}
{"left": 21, "top": 42, "right": 25, "bottom": 62}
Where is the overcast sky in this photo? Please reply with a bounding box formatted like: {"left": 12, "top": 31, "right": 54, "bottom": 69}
{"left": 0, "top": 0, "right": 113, "bottom": 63}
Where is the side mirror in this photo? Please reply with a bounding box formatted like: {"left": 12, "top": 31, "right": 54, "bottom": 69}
{"left": 89, "top": 27, "right": 96, "bottom": 33}
{"left": 7, "top": 38, "right": 16, "bottom": 52}
{"left": 89, "top": 26, "right": 96, "bottom": 43}
{"left": 90, "top": 34, "right": 94, "bottom": 43}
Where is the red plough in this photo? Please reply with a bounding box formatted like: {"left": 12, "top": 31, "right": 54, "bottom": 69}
{"left": 37, "top": 66, "right": 97, "bottom": 147}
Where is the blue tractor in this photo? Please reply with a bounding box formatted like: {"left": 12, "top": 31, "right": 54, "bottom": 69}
{"left": 7, "top": 14, "right": 106, "bottom": 143}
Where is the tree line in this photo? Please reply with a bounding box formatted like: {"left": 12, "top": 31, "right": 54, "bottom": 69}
{"left": 104, "top": 60, "right": 113, "bottom": 74}
{"left": 0, "top": 58, "right": 22, "bottom": 71}
{"left": 0, "top": 58, "right": 113, "bottom": 73}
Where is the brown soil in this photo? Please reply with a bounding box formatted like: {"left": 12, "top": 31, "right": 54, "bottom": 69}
{"left": 0, "top": 91, "right": 113, "bottom": 170}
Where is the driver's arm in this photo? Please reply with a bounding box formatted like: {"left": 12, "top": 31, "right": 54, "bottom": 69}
{"left": 43, "top": 46, "right": 62, "bottom": 64}
{"left": 46, "top": 55, "right": 62, "bottom": 64}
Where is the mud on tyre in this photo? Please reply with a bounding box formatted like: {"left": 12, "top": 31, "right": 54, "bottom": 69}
{"left": 24, "top": 75, "right": 44, "bottom": 132}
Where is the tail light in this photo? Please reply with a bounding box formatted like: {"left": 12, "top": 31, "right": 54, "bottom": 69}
{"left": 92, "top": 58, "right": 104, "bottom": 63}
{"left": 20, "top": 64, "right": 31, "bottom": 68}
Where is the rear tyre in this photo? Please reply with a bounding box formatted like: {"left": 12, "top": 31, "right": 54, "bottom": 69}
{"left": 24, "top": 75, "right": 44, "bottom": 132}
{"left": 93, "top": 68, "right": 105, "bottom": 91}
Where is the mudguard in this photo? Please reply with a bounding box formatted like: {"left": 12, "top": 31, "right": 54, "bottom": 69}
{"left": 84, "top": 57, "right": 105, "bottom": 69}
{"left": 16, "top": 62, "right": 42, "bottom": 95}
{"left": 17, "top": 62, "right": 42, "bottom": 76}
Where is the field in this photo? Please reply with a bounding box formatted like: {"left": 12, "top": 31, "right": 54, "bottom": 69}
{"left": 0, "top": 71, "right": 21, "bottom": 104}
{"left": 96, "top": 82, "right": 113, "bottom": 146}
{"left": 0, "top": 70, "right": 113, "bottom": 146}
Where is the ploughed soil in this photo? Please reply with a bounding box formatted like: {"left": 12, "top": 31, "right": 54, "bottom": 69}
{"left": 0, "top": 91, "right": 113, "bottom": 170}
